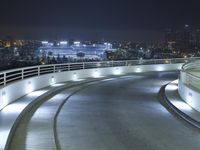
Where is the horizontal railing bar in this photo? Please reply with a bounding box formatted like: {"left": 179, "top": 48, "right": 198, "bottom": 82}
{"left": 23, "top": 73, "right": 39, "bottom": 77}
{"left": 6, "top": 72, "right": 22, "bottom": 78}
{"left": 40, "top": 68, "right": 54, "bottom": 72}
{"left": 55, "top": 67, "right": 68, "bottom": 69}
{"left": 24, "top": 70, "right": 38, "bottom": 74}
{"left": 55, "top": 68, "right": 68, "bottom": 72}
{"left": 40, "top": 70, "right": 54, "bottom": 74}
{"left": 24, "top": 68, "right": 38, "bottom": 72}
{"left": 6, "top": 76, "right": 22, "bottom": 83}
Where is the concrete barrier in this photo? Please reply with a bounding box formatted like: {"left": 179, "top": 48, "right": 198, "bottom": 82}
{"left": 0, "top": 63, "right": 183, "bottom": 110}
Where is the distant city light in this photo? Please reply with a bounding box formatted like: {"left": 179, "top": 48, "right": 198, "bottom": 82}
{"left": 49, "top": 43, "right": 53, "bottom": 46}
{"left": 74, "top": 41, "right": 80, "bottom": 46}
{"left": 42, "top": 41, "right": 48, "bottom": 44}
{"left": 183, "top": 55, "right": 188, "bottom": 58}
{"left": 104, "top": 42, "right": 112, "bottom": 49}
{"left": 60, "top": 41, "right": 68, "bottom": 45}
{"left": 185, "top": 24, "right": 189, "bottom": 28}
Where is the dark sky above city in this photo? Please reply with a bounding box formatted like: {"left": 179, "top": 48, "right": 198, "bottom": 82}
{"left": 0, "top": 0, "right": 200, "bottom": 41}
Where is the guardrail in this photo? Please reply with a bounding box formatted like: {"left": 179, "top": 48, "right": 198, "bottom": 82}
{"left": 0, "top": 57, "right": 198, "bottom": 87}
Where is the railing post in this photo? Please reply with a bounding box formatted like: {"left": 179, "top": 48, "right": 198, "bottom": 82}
{"left": 38, "top": 66, "right": 40, "bottom": 76}
{"left": 68, "top": 64, "right": 70, "bottom": 71}
{"left": 125, "top": 61, "right": 128, "bottom": 66}
{"left": 83, "top": 62, "right": 85, "bottom": 70}
{"left": 171, "top": 58, "right": 175, "bottom": 64}
{"left": 53, "top": 65, "right": 56, "bottom": 73}
{"left": 22, "top": 69, "right": 24, "bottom": 80}
{"left": 4, "top": 73, "right": 6, "bottom": 86}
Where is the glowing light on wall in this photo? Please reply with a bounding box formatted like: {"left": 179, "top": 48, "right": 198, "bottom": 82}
{"left": 2, "top": 91, "right": 6, "bottom": 100}
{"left": 93, "top": 70, "right": 100, "bottom": 78}
{"left": 26, "top": 81, "right": 33, "bottom": 94}
{"left": 72, "top": 72, "right": 85, "bottom": 81}
{"left": 187, "top": 92, "right": 193, "bottom": 106}
{"left": 157, "top": 66, "right": 164, "bottom": 71}
{"left": 135, "top": 67, "right": 142, "bottom": 73}
{"left": 51, "top": 76, "right": 55, "bottom": 85}
{"left": 1, "top": 91, "right": 7, "bottom": 108}
{"left": 113, "top": 67, "right": 121, "bottom": 75}
{"left": 73, "top": 72, "right": 78, "bottom": 81}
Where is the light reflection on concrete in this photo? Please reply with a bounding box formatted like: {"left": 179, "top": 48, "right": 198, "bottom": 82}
{"left": 28, "top": 90, "right": 48, "bottom": 97}
{"left": 167, "top": 84, "right": 178, "bottom": 91}
{"left": 0, "top": 130, "right": 9, "bottom": 148}
{"left": 51, "top": 83, "right": 66, "bottom": 87}
{"left": 172, "top": 100, "right": 193, "bottom": 111}
{"left": 1, "top": 103, "right": 27, "bottom": 114}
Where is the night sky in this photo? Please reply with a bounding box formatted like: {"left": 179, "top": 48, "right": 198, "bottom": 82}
{"left": 0, "top": 0, "right": 200, "bottom": 41}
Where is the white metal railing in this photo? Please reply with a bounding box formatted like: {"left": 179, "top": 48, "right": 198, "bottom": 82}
{"left": 0, "top": 57, "right": 199, "bottom": 87}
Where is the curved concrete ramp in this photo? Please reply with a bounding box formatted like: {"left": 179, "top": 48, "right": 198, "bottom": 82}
{"left": 4, "top": 72, "right": 200, "bottom": 150}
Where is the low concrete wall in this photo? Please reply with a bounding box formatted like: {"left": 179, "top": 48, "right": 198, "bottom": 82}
{"left": 178, "top": 77, "right": 200, "bottom": 112}
{"left": 0, "top": 63, "right": 182, "bottom": 110}
{"left": 178, "top": 65, "right": 200, "bottom": 112}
